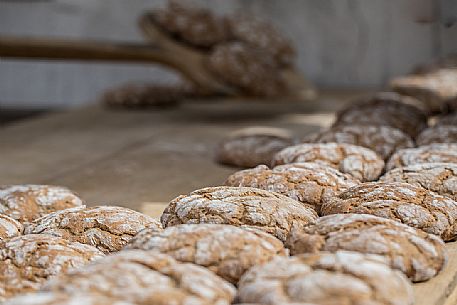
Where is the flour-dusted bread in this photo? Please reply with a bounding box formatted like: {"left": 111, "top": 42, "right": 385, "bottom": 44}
{"left": 227, "top": 15, "right": 295, "bottom": 66}
{"left": 43, "top": 250, "right": 236, "bottom": 305}
{"left": 386, "top": 143, "right": 457, "bottom": 170}
{"left": 161, "top": 186, "right": 318, "bottom": 243}
{"left": 24, "top": 206, "right": 162, "bottom": 254}
{"left": 225, "top": 163, "right": 358, "bottom": 214}
{"left": 0, "top": 234, "right": 104, "bottom": 301}
{"left": 215, "top": 127, "right": 295, "bottom": 168}
{"left": 391, "top": 68, "right": 457, "bottom": 112}
{"left": 3, "top": 293, "right": 134, "bottom": 305}
{"left": 147, "top": 1, "right": 229, "bottom": 48}
{"left": 286, "top": 213, "right": 446, "bottom": 282}
{"left": 126, "top": 224, "right": 286, "bottom": 284}
{"left": 207, "top": 42, "right": 286, "bottom": 97}
{"left": 321, "top": 182, "right": 457, "bottom": 241}
{"left": 333, "top": 92, "right": 427, "bottom": 138}
{"left": 0, "top": 214, "right": 22, "bottom": 242}
{"left": 272, "top": 142, "right": 384, "bottom": 181}
{"left": 238, "top": 251, "right": 414, "bottom": 305}
{"left": 0, "top": 185, "right": 83, "bottom": 223}
{"left": 416, "top": 125, "right": 457, "bottom": 146}
{"left": 304, "top": 125, "right": 414, "bottom": 160}
{"left": 381, "top": 163, "right": 457, "bottom": 201}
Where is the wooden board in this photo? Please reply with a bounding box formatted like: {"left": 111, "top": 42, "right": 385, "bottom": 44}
{"left": 0, "top": 90, "right": 455, "bottom": 304}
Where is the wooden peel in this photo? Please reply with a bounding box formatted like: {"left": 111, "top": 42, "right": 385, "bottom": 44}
{"left": 0, "top": 16, "right": 316, "bottom": 99}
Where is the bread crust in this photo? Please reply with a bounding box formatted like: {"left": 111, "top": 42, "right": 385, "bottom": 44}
{"left": 0, "top": 214, "right": 22, "bottom": 242}
{"left": 161, "top": 186, "right": 318, "bottom": 242}
{"left": 321, "top": 182, "right": 457, "bottom": 241}
{"left": 272, "top": 142, "right": 384, "bottom": 181}
{"left": 386, "top": 144, "right": 457, "bottom": 170}
{"left": 238, "top": 251, "right": 414, "bottom": 305}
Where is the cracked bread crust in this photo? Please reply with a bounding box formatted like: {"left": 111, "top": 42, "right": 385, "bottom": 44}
{"left": 227, "top": 15, "right": 295, "bottom": 66}
{"left": 148, "top": 1, "right": 229, "bottom": 48}
{"left": 0, "top": 234, "right": 104, "bottom": 301}
{"left": 304, "top": 125, "right": 414, "bottom": 160}
{"left": 215, "top": 127, "right": 294, "bottom": 168}
{"left": 0, "top": 185, "right": 83, "bottom": 223}
{"left": 381, "top": 163, "right": 457, "bottom": 201}
{"left": 207, "top": 42, "right": 286, "bottom": 97}
{"left": 333, "top": 93, "right": 427, "bottom": 137}
{"left": 386, "top": 144, "right": 457, "bottom": 171}
{"left": 224, "top": 163, "right": 358, "bottom": 215}
{"left": 0, "top": 214, "right": 22, "bottom": 242}
{"left": 125, "top": 224, "right": 286, "bottom": 284}
{"left": 3, "top": 293, "right": 135, "bottom": 305}
{"left": 416, "top": 125, "right": 457, "bottom": 146}
{"left": 285, "top": 214, "right": 446, "bottom": 282}
{"left": 43, "top": 250, "right": 236, "bottom": 305}
{"left": 237, "top": 251, "right": 414, "bottom": 305}
{"left": 272, "top": 143, "right": 384, "bottom": 181}
{"left": 321, "top": 182, "right": 457, "bottom": 241}
{"left": 24, "top": 206, "right": 163, "bottom": 254}
{"left": 160, "top": 186, "right": 318, "bottom": 242}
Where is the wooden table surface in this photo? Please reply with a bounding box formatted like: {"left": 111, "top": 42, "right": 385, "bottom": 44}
{"left": 0, "top": 90, "right": 456, "bottom": 305}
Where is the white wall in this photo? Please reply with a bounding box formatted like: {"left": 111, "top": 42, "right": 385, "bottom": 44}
{"left": 0, "top": 0, "right": 455, "bottom": 109}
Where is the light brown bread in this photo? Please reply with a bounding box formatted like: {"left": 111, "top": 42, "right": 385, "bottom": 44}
{"left": 381, "top": 163, "right": 457, "bottom": 201}
{"left": 24, "top": 206, "right": 163, "bottom": 254}
{"left": 391, "top": 68, "right": 457, "bottom": 112}
{"left": 215, "top": 127, "right": 294, "bottom": 168}
{"left": 43, "top": 250, "right": 236, "bottom": 305}
{"left": 206, "top": 42, "right": 285, "bottom": 96}
{"left": 333, "top": 92, "right": 427, "bottom": 137}
{"left": 0, "top": 214, "right": 22, "bottom": 242}
{"left": 161, "top": 186, "right": 318, "bottom": 242}
{"left": 272, "top": 142, "right": 384, "bottom": 181}
{"left": 386, "top": 143, "right": 457, "bottom": 170}
{"left": 148, "top": 1, "right": 229, "bottom": 48}
{"left": 228, "top": 15, "right": 295, "bottom": 66}
{"left": 304, "top": 125, "right": 414, "bottom": 160}
{"left": 416, "top": 125, "right": 457, "bottom": 146}
{"left": 0, "top": 234, "right": 104, "bottom": 301}
{"left": 225, "top": 163, "right": 359, "bottom": 214}
{"left": 238, "top": 251, "right": 414, "bottom": 305}
{"left": 321, "top": 182, "right": 457, "bottom": 241}
{"left": 126, "top": 223, "right": 286, "bottom": 284}
{"left": 0, "top": 185, "right": 83, "bottom": 223}
{"left": 286, "top": 213, "right": 446, "bottom": 282}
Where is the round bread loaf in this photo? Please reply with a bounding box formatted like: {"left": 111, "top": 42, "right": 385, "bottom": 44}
{"left": 206, "top": 42, "right": 285, "bottom": 96}
{"left": 215, "top": 127, "right": 294, "bottom": 168}
{"left": 0, "top": 214, "right": 22, "bottom": 242}
{"left": 224, "top": 163, "right": 358, "bottom": 214}
{"left": 333, "top": 92, "right": 427, "bottom": 138}
{"left": 227, "top": 15, "right": 295, "bottom": 66}
{"left": 416, "top": 125, "right": 457, "bottom": 146}
{"left": 3, "top": 293, "right": 134, "bottom": 305}
{"left": 24, "top": 206, "right": 162, "bottom": 253}
{"left": 161, "top": 186, "right": 318, "bottom": 243}
{"left": 126, "top": 223, "right": 286, "bottom": 284}
{"left": 386, "top": 143, "right": 457, "bottom": 170}
{"left": 286, "top": 213, "right": 446, "bottom": 282}
{"left": 304, "top": 125, "right": 414, "bottom": 160}
{"left": 272, "top": 142, "right": 384, "bottom": 181}
{"left": 238, "top": 251, "right": 414, "bottom": 305}
{"left": 0, "top": 234, "right": 104, "bottom": 301}
{"left": 321, "top": 182, "right": 457, "bottom": 241}
{"left": 0, "top": 185, "right": 83, "bottom": 223}
{"left": 148, "top": 1, "right": 229, "bottom": 48}
{"left": 43, "top": 250, "right": 236, "bottom": 305}
{"left": 381, "top": 163, "right": 457, "bottom": 201}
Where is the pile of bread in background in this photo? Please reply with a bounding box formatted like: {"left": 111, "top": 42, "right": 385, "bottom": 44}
{"left": 102, "top": 0, "right": 300, "bottom": 109}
